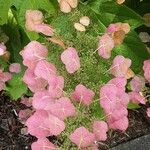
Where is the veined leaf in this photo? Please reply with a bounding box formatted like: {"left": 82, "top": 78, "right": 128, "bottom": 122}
{"left": 88, "top": 0, "right": 144, "bottom": 29}
{"left": 5, "top": 72, "right": 27, "bottom": 100}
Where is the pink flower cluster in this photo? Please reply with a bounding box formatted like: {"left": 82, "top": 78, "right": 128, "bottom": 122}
{"left": 109, "top": 55, "right": 134, "bottom": 79}
{"left": 100, "top": 77, "right": 129, "bottom": 131}
{"left": 25, "top": 10, "right": 54, "bottom": 36}
{"left": 97, "top": 23, "right": 130, "bottom": 59}
{"left": 70, "top": 121, "right": 108, "bottom": 149}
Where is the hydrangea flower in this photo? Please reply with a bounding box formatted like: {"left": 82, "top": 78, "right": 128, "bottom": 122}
{"left": 48, "top": 75, "right": 64, "bottom": 98}
{"left": 61, "top": 47, "right": 80, "bottom": 74}
{"left": 46, "top": 97, "right": 76, "bottom": 120}
{"left": 25, "top": 10, "right": 54, "bottom": 36}
{"left": 109, "top": 55, "right": 134, "bottom": 79}
{"left": 129, "top": 92, "right": 146, "bottom": 105}
{"left": 143, "top": 59, "right": 150, "bottom": 82}
{"left": 130, "top": 76, "right": 145, "bottom": 92}
{"left": 9, "top": 63, "right": 21, "bottom": 73}
{"left": 97, "top": 33, "right": 115, "bottom": 59}
{"left": 32, "top": 91, "right": 55, "bottom": 110}
{"left": 31, "top": 138, "right": 57, "bottom": 150}
{"left": 34, "top": 60, "right": 57, "bottom": 81}
{"left": 70, "top": 127, "right": 95, "bottom": 149}
{"left": 71, "top": 84, "right": 95, "bottom": 106}
{"left": 23, "top": 69, "right": 47, "bottom": 93}
{"left": 93, "top": 121, "right": 108, "bottom": 141}
{"left": 26, "top": 110, "right": 65, "bottom": 138}
{"left": 20, "top": 41, "right": 48, "bottom": 69}
{"left": 100, "top": 77, "right": 129, "bottom": 131}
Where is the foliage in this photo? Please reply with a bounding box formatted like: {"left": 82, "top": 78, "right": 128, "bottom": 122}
{"left": 0, "top": 0, "right": 150, "bottom": 149}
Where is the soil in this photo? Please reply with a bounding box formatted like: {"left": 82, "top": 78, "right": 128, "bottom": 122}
{"left": 0, "top": 92, "right": 150, "bottom": 150}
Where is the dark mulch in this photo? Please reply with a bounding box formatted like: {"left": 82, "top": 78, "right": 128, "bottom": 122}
{"left": 0, "top": 92, "right": 150, "bottom": 150}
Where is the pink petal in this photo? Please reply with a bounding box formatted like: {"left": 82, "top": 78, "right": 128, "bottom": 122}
{"left": 71, "top": 84, "right": 95, "bottom": 106}
{"left": 93, "top": 121, "right": 108, "bottom": 141}
{"left": 110, "top": 55, "right": 132, "bottom": 77}
{"left": 129, "top": 91, "right": 146, "bottom": 105}
{"left": 70, "top": 127, "right": 95, "bottom": 148}
{"left": 61, "top": 47, "right": 80, "bottom": 74}
{"left": 20, "top": 41, "right": 48, "bottom": 69}
{"left": 48, "top": 75, "right": 64, "bottom": 98}
{"left": 108, "top": 116, "right": 129, "bottom": 131}
{"left": 143, "top": 59, "right": 150, "bottom": 82}
{"left": 26, "top": 110, "right": 65, "bottom": 138}
{"left": 46, "top": 97, "right": 76, "bottom": 120}
{"left": 19, "top": 109, "right": 33, "bottom": 123}
{"left": 31, "top": 138, "right": 57, "bottom": 150}
{"left": 9, "top": 63, "right": 21, "bottom": 73}
{"left": 32, "top": 91, "right": 55, "bottom": 110}
{"left": 23, "top": 69, "right": 47, "bottom": 93}
{"left": 34, "top": 24, "right": 54, "bottom": 36}
{"left": 98, "top": 33, "right": 115, "bottom": 59}
{"left": 34, "top": 60, "right": 57, "bottom": 81}
{"left": 130, "top": 75, "right": 145, "bottom": 92}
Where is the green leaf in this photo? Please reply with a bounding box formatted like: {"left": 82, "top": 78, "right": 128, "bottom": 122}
{"left": 113, "top": 31, "right": 150, "bottom": 74}
{"left": 5, "top": 73, "right": 27, "bottom": 100}
{"left": 88, "top": 0, "right": 144, "bottom": 29}
{"left": 128, "top": 102, "right": 141, "bottom": 109}
{"left": 0, "top": 0, "right": 13, "bottom": 25}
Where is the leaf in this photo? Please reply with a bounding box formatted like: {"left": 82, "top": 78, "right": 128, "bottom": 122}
{"left": 88, "top": 0, "right": 144, "bottom": 29}
{"left": 128, "top": 102, "right": 141, "bottom": 109}
{"left": 5, "top": 73, "right": 28, "bottom": 100}
{"left": 113, "top": 31, "right": 150, "bottom": 74}
{"left": 0, "top": 0, "right": 13, "bottom": 25}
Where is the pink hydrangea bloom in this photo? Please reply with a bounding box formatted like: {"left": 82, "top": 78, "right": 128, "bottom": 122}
{"left": 26, "top": 110, "right": 65, "bottom": 138}
{"left": 146, "top": 108, "right": 150, "bottom": 118}
{"left": 71, "top": 84, "right": 95, "bottom": 106}
{"left": 23, "top": 69, "right": 47, "bottom": 93}
{"left": 31, "top": 138, "right": 57, "bottom": 150}
{"left": 109, "top": 55, "right": 134, "bottom": 79}
{"left": 107, "top": 23, "right": 130, "bottom": 34}
{"left": 20, "top": 41, "right": 48, "bottom": 69}
{"left": 25, "top": 10, "right": 54, "bottom": 36}
{"left": 130, "top": 76, "right": 145, "bottom": 92}
{"left": 32, "top": 91, "right": 55, "bottom": 110}
{"left": 93, "top": 121, "right": 108, "bottom": 141}
{"left": 9, "top": 63, "right": 21, "bottom": 73}
{"left": 46, "top": 97, "right": 76, "bottom": 120}
{"left": 97, "top": 33, "right": 115, "bottom": 59}
{"left": 108, "top": 116, "right": 129, "bottom": 131}
{"left": 61, "top": 47, "right": 80, "bottom": 74}
{"left": 34, "top": 60, "right": 57, "bottom": 81}
{"left": 143, "top": 59, "right": 150, "bottom": 82}
{"left": 70, "top": 127, "right": 95, "bottom": 149}
{"left": 48, "top": 75, "right": 64, "bottom": 98}
{"left": 129, "top": 91, "right": 146, "bottom": 105}
{"left": 100, "top": 77, "right": 129, "bottom": 131}
{"left": 0, "top": 43, "right": 6, "bottom": 56}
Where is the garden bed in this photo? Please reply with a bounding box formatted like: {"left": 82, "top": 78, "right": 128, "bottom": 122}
{"left": 0, "top": 92, "right": 150, "bottom": 150}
